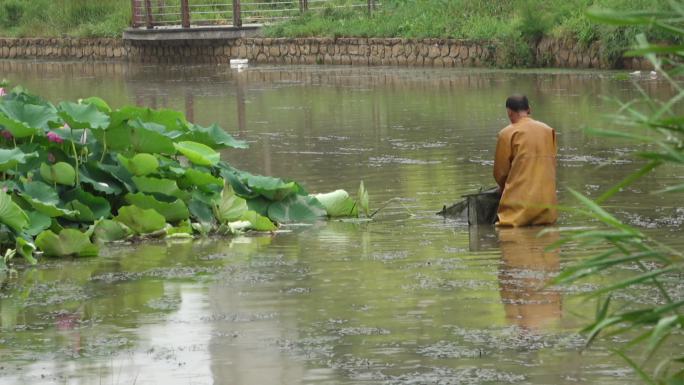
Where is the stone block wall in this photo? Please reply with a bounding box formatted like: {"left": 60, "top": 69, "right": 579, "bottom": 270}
{"left": 0, "top": 36, "right": 652, "bottom": 70}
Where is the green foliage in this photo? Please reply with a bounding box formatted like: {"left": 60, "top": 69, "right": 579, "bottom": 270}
{"left": 0, "top": 86, "right": 367, "bottom": 265}
{"left": 555, "top": 4, "right": 684, "bottom": 383}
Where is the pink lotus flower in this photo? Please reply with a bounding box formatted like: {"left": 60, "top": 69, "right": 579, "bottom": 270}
{"left": 61, "top": 123, "right": 70, "bottom": 130}
{"left": 0, "top": 88, "right": 6, "bottom": 97}
{"left": 1, "top": 130, "right": 12, "bottom": 140}
{"left": 47, "top": 131, "right": 63, "bottom": 144}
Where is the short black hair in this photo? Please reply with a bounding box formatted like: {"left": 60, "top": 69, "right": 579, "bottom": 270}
{"left": 505, "top": 95, "right": 530, "bottom": 112}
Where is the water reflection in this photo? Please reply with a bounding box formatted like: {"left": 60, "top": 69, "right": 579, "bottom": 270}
{"left": 498, "top": 228, "right": 561, "bottom": 331}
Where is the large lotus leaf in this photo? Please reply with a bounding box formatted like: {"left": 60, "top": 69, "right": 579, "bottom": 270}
{"left": 0, "top": 100, "right": 58, "bottom": 138}
{"left": 218, "top": 165, "right": 256, "bottom": 198}
{"left": 174, "top": 141, "right": 220, "bottom": 166}
{"left": 26, "top": 211, "right": 52, "bottom": 236}
{"left": 58, "top": 102, "right": 110, "bottom": 130}
{"left": 80, "top": 163, "right": 123, "bottom": 195}
{"left": 92, "top": 219, "right": 131, "bottom": 243}
{"left": 182, "top": 123, "right": 248, "bottom": 149}
{"left": 244, "top": 173, "right": 301, "bottom": 201}
{"left": 114, "top": 205, "right": 166, "bottom": 235}
{"left": 19, "top": 181, "right": 77, "bottom": 217}
{"left": 40, "top": 162, "right": 76, "bottom": 186}
{"left": 0, "top": 190, "right": 28, "bottom": 232}
{"left": 181, "top": 168, "right": 222, "bottom": 190}
{"left": 110, "top": 106, "right": 188, "bottom": 132}
{"left": 213, "top": 184, "right": 248, "bottom": 224}
{"left": 188, "top": 198, "right": 215, "bottom": 225}
{"left": 62, "top": 189, "right": 111, "bottom": 222}
{"left": 98, "top": 163, "right": 136, "bottom": 193}
{"left": 313, "top": 189, "right": 358, "bottom": 218}
{"left": 80, "top": 97, "right": 112, "bottom": 113}
{"left": 267, "top": 194, "right": 327, "bottom": 224}
{"left": 241, "top": 210, "right": 277, "bottom": 231}
{"left": 246, "top": 197, "right": 271, "bottom": 216}
{"left": 117, "top": 153, "right": 159, "bottom": 176}
{"left": 125, "top": 119, "right": 178, "bottom": 154}
{"left": 35, "top": 228, "right": 99, "bottom": 257}
{"left": 15, "top": 236, "right": 37, "bottom": 265}
{"left": 165, "top": 219, "right": 193, "bottom": 238}
{"left": 132, "top": 176, "right": 189, "bottom": 201}
{"left": 125, "top": 192, "right": 189, "bottom": 222}
{"left": 358, "top": 181, "right": 370, "bottom": 217}
{"left": 0, "top": 148, "right": 38, "bottom": 172}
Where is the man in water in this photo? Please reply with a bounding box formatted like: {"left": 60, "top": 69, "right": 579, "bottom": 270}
{"left": 493, "top": 95, "right": 558, "bottom": 226}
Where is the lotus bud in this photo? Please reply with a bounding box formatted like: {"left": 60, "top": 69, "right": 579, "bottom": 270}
{"left": 47, "top": 131, "right": 64, "bottom": 144}
{"left": 0, "top": 88, "right": 6, "bottom": 96}
{"left": 1, "top": 130, "right": 12, "bottom": 140}
{"left": 61, "top": 123, "right": 70, "bottom": 130}
{"left": 80, "top": 130, "right": 88, "bottom": 144}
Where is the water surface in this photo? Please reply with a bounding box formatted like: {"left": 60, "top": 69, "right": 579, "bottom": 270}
{"left": 0, "top": 61, "right": 682, "bottom": 384}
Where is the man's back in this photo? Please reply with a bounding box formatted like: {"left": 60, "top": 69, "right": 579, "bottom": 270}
{"left": 493, "top": 117, "right": 558, "bottom": 226}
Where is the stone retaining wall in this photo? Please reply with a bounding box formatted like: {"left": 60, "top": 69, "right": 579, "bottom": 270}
{"left": 0, "top": 37, "right": 651, "bottom": 70}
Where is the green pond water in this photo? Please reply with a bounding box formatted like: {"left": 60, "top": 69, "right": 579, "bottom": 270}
{"left": 0, "top": 61, "right": 682, "bottom": 385}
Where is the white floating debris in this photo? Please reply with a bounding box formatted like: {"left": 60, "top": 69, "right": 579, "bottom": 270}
{"left": 650, "top": 70, "right": 658, "bottom": 79}
{"left": 230, "top": 58, "right": 249, "bottom": 70}
{"left": 629, "top": 70, "right": 641, "bottom": 76}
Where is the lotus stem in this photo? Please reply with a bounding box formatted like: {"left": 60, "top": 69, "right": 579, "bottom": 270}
{"left": 71, "top": 141, "right": 80, "bottom": 186}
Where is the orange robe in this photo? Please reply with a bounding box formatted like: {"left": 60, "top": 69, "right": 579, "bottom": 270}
{"left": 493, "top": 117, "right": 558, "bottom": 226}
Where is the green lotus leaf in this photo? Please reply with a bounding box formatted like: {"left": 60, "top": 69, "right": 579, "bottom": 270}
{"left": 127, "top": 119, "right": 179, "bottom": 154}
{"left": 181, "top": 168, "right": 222, "bottom": 190}
{"left": 98, "top": 163, "right": 136, "bottom": 193}
{"left": 92, "top": 219, "right": 131, "bottom": 243}
{"left": 125, "top": 192, "right": 190, "bottom": 222}
{"left": 267, "top": 194, "right": 327, "bottom": 224}
{"left": 35, "top": 228, "right": 99, "bottom": 257}
{"left": 19, "top": 181, "right": 77, "bottom": 217}
{"left": 62, "top": 188, "right": 111, "bottom": 222}
{"left": 16, "top": 236, "right": 37, "bottom": 265}
{"left": 114, "top": 205, "right": 166, "bottom": 235}
{"left": 0, "top": 190, "right": 28, "bottom": 232}
{"left": 188, "top": 198, "right": 215, "bottom": 225}
{"left": 110, "top": 106, "right": 188, "bottom": 132}
{"left": 358, "top": 181, "right": 370, "bottom": 217}
{"left": 80, "top": 97, "right": 112, "bottom": 113}
{"left": 26, "top": 211, "right": 52, "bottom": 236}
{"left": 40, "top": 162, "right": 76, "bottom": 186}
{"left": 218, "top": 165, "right": 256, "bottom": 198}
{"left": 174, "top": 141, "right": 220, "bottom": 166}
{"left": 166, "top": 219, "right": 193, "bottom": 237}
{"left": 132, "top": 176, "right": 189, "bottom": 201}
{"left": 313, "top": 189, "right": 358, "bottom": 218}
{"left": 0, "top": 100, "right": 58, "bottom": 138}
{"left": 213, "top": 183, "right": 248, "bottom": 224}
{"left": 243, "top": 173, "right": 302, "bottom": 201}
{"left": 58, "top": 101, "right": 110, "bottom": 130}
{"left": 0, "top": 148, "right": 38, "bottom": 172}
{"left": 241, "top": 210, "right": 277, "bottom": 231}
{"left": 80, "top": 163, "right": 123, "bottom": 195}
{"left": 182, "top": 123, "right": 248, "bottom": 149}
{"left": 246, "top": 197, "right": 271, "bottom": 216}
{"left": 117, "top": 153, "right": 159, "bottom": 176}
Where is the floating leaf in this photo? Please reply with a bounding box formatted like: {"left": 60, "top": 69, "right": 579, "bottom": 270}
{"left": 40, "top": 162, "right": 76, "bottom": 186}
{"left": 213, "top": 183, "right": 248, "bottom": 223}
{"left": 313, "top": 189, "right": 358, "bottom": 218}
{"left": 117, "top": 153, "right": 159, "bottom": 176}
{"left": 267, "top": 194, "right": 327, "bottom": 223}
{"left": 0, "top": 148, "right": 38, "bottom": 172}
{"left": 182, "top": 123, "right": 248, "bottom": 149}
{"left": 58, "top": 101, "right": 110, "bottom": 130}
{"left": 35, "top": 228, "right": 99, "bottom": 257}
{"left": 174, "top": 141, "right": 220, "bottom": 166}
{"left": 114, "top": 205, "right": 166, "bottom": 234}
{"left": 0, "top": 190, "right": 28, "bottom": 232}
{"left": 92, "top": 219, "right": 131, "bottom": 243}
{"left": 0, "top": 100, "right": 58, "bottom": 138}
{"left": 166, "top": 219, "right": 193, "bottom": 237}
{"left": 125, "top": 192, "right": 189, "bottom": 222}
{"left": 241, "top": 210, "right": 277, "bottom": 231}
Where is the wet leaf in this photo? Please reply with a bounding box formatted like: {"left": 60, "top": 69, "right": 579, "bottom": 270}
{"left": 114, "top": 205, "right": 166, "bottom": 234}
{"left": 241, "top": 210, "right": 277, "bottom": 231}
{"left": 174, "top": 141, "right": 220, "bottom": 166}
{"left": 313, "top": 189, "right": 358, "bottom": 217}
{"left": 92, "top": 219, "right": 131, "bottom": 243}
{"left": 35, "top": 228, "right": 99, "bottom": 257}
{"left": 268, "top": 194, "right": 326, "bottom": 223}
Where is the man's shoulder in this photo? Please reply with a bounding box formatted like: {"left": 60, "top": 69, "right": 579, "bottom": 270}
{"left": 530, "top": 118, "right": 554, "bottom": 131}
{"left": 498, "top": 124, "right": 516, "bottom": 136}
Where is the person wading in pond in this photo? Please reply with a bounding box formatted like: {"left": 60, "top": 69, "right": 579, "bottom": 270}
{"left": 493, "top": 95, "right": 558, "bottom": 226}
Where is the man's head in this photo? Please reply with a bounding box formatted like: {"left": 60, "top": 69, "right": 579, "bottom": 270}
{"left": 505, "top": 94, "right": 531, "bottom": 123}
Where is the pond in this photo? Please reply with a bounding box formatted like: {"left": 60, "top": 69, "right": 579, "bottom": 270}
{"left": 0, "top": 61, "right": 682, "bottom": 385}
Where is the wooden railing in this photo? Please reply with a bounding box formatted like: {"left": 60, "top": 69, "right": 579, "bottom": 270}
{"left": 131, "top": 0, "right": 377, "bottom": 29}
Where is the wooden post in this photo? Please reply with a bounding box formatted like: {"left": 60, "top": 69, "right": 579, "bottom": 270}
{"left": 303, "top": 0, "right": 308, "bottom": 11}
{"left": 232, "top": 0, "right": 242, "bottom": 27}
{"left": 144, "top": 0, "right": 154, "bottom": 29}
{"left": 180, "top": 0, "right": 191, "bottom": 28}
{"left": 130, "top": 0, "right": 139, "bottom": 27}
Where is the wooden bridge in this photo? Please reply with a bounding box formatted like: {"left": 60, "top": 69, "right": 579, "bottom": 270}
{"left": 126, "top": 0, "right": 377, "bottom": 40}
